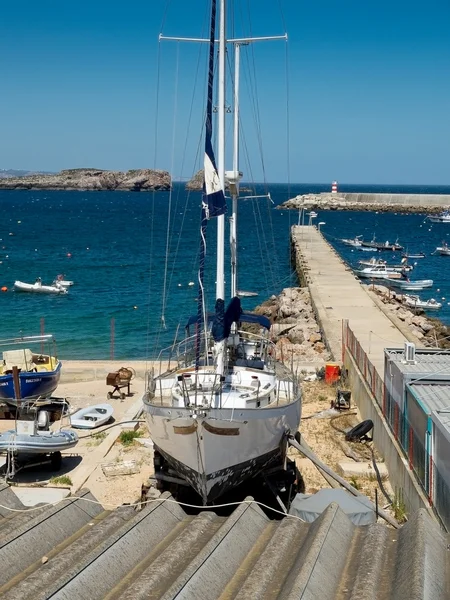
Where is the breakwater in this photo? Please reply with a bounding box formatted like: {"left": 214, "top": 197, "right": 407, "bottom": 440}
{"left": 290, "top": 224, "right": 434, "bottom": 518}
{"left": 281, "top": 192, "right": 450, "bottom": 213}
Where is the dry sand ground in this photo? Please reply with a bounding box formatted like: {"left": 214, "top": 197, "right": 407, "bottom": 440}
{"left": 2, "top": 361, "right": 396, "bottom": 518}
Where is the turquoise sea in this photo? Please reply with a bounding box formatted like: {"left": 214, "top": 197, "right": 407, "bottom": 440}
{"left": 1, "top": 182, "right": 450, "bottom": 360}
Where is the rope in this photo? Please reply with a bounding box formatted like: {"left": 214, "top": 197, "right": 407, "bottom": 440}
{"left": 0, "top": 494, "right": 304, "bottom": 521}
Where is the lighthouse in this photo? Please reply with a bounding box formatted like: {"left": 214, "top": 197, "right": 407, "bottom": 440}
{"left": 331, "top": 181, "right": 338, "bottom": 194}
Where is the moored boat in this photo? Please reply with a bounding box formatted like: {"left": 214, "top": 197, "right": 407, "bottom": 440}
{"left": 0, "top": 335, "right": 62, "bottom": 405}
{"left": 403, "top": 295, "right": 441, "bottom": 310}
{"left": 382, "top": 278, "right": 433, "bottom": 291}
{"left": 428, "top": 210, "right": 450, "bottom": 224}
{"left": 14, "top": 279, "right": 68, "bottom": 295}
{"left": 358, "top": 257, "right": 413, "bottom": 272}
{"left": 432, "top": 243, "right": 450, "bottom": 256}
{"left": 341, "top": 235, "right": 363, "bottom": 247}
{"left": 354, "top": 265, "right": 402, "bottom": 280}
{"left": 361, "top": 237, "right": 403, "bottom": 252}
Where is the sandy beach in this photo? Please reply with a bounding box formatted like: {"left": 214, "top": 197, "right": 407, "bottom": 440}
{"left": 1, "top": 360, "right": 156, "bottom": 507}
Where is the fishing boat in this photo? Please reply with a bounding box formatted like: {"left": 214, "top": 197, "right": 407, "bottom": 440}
{"left": 340, "top": 235, "right": 363, "bottom": 247}
{"left": 354, "top": 265, "right": 402, "bottom": 280}
{"left": 0, "top": 335, "right": 62, "bottom": 405}
{"left": 403, "top": 295, "right": 441, "bottom": 310}
{"left": 360, "top": 236, "right": 403, "bottom": 252}
{"left": 358, "top": 257, "right": 413, "bottom": 272}
{"left": 432, "top": 243, "right": 450, "bottom": 256}
{"left": 14, "top": 279, "right": 68, "bottom": 295}
{"left": 428, "top": 210, "right": 450, "bottom": 224}
{"left": 70, "top": 403, "right": 114, "bottom": 429}
{"left": 382, "top": 278, "right": 433, "bottom": 291}
{"left": 142, "top": 1, "right": 302, "bottom": 505}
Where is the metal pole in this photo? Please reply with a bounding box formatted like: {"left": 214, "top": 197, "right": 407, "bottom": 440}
{"left": 230, "top": 42, "right": 240, "bottom": 299}
{"left": 110, "top": 318, "right": 115, "bottom": 360}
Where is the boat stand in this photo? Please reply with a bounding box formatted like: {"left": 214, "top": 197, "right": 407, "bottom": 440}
{"left": 2, "top": 451, "right": 62, "bottom": 480}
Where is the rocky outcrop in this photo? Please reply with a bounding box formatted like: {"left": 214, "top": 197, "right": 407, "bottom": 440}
{"left": 370, "top": 285, "right": 450, "bottom": 347}
{"left": 279, "top": 193, "right": 450, "bottom": 214}
{"left": 186, "top": 169, "right": 253, "bottom": 193}
{"left": 186, "top": 170, "right": 204, "bottom": 191}
{"left": 0, "top": 168, "right": 171, "bottom": 192}
{"left": 254, "top": 287, "right": 330, "bottom": 363}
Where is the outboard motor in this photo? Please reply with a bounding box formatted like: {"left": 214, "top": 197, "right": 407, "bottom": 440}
{"left": 37, "top": 410, "right": 50, "bottom": 431}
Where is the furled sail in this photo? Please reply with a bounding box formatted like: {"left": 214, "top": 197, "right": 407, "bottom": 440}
{"left": 196, "top": 0, "right": 227, "bottom": 369}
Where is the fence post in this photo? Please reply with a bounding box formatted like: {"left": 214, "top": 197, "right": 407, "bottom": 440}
{"left": 110, "top": 318, "right": 115, "bottom": 360}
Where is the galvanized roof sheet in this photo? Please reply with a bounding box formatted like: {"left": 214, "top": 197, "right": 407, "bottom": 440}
{"left": 408, "top": 382, "right": 450, "bottom": 416}
{"left": 0, "top": 485, "right": 448, "bottom": 599}
{"left": 385, "top": 347, "right": 450, "bottom": 378}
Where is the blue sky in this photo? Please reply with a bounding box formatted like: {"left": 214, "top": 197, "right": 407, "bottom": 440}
{"left": 0, "top": 0, "right": 449, "bottom": 184}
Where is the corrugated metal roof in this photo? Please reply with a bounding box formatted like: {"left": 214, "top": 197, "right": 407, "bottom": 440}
{"left": 0, "top": 484, "right": 448, "bottom": 599}
{"left": 385, "top": 347, "right": 450, "bottom": 378}
{"left": 408, "top": 383, "right": 450, "bottom": 416}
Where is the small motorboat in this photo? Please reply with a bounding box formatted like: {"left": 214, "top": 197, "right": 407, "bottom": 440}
{"left": 358, "top": 257, "right": 413, "bottom": 272}
{"left": 341, "top": 235, "right": 363, "bottom": 247}
{"left": 354, "top": 266, "right": 402, "bottom": 280}
{"left": 14, "top": 278, "right": 68, "bottom": 295}
{"left": 403, "top": 295, "right": 442, "bottom": 310}
{"left": 70, "top": 403, "right": 114, "bottom": 429}
{"left": 0, "top": 336, "right": 62, "bottom": 405}
{"left": 0, "top": 408, "right": 78, "bottom": 479}
{"left": 432, "top": 243, "right": 450, "bottom": 256}
{"left": 401, "top": 252, "right": 425, "bottom": 259}
{"left": 53, "top": 274, "right": 74, "bottom": 287}
{"left": 382, "top": 278, "right": 433, "bottom": 291}
{"left": 361, "top": 238, "right": 403, "bottom": 252}
{"left": 428, "top": 211, "right": 450, "bottom": 224}
{"left": 0, "top": 427, "right": 78, "bottom": 455}
{"left": 237, "top": 290, "right": 258, "bottom": 298}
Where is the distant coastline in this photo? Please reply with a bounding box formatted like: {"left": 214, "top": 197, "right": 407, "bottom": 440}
{"left": 0, "top": 168, "right": 171, "bottom": 192}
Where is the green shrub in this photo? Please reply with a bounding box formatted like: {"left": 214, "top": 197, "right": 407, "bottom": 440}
{"left": 119, "top": 430, "right": 143, "bottom": 447}
{"left": 49, "top": 475, "right": 72, "bottom": 486}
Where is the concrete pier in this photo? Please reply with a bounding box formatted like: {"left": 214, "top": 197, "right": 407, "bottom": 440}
{"left": 291, "top": 226, "right": 408, "bottom": 374}
{"left": 291, "top": 225, "right": 434, "bottom": 517}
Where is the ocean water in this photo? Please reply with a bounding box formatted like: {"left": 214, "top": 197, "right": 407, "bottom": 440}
{"left": 1, "top": 182, "right": 450, "bottom": 359}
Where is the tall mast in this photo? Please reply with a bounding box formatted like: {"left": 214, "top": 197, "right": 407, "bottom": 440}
{"left": 230, "top": 42, "right": 243, "bottom": 299}
{"left": 215, "top": 0, "right": 226, "bottom": 376}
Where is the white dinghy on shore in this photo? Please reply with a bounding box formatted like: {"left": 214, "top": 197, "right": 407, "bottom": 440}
{"left": 70, "top": 403, "right": 114, "bottom": 429}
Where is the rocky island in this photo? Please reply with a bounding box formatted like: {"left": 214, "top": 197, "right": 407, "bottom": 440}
{"left": 0, "top": 168, "right": 171, "bottom": 192}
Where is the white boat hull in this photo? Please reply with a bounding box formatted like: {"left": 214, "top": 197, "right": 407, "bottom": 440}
{"left": 14, "top": 281, "right": 68, "bottom": 295}
{"left": 0, "top": 429, "right": 78, "bottom": 454}
{"left": 143, "top": 399, "right": 301, "bottom": 503}
{"left": 70, "top": 403, "right": 113, "bottom": 429}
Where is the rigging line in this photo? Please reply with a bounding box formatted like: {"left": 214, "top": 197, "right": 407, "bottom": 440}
{"left": 284, "top": 32, "right": 291, "bottom": 212}
{"left": 161, "top": 42, "right": 181, "bottom": 330}
{"left": 146, "top": 34, "right": 164, "bottom": 361}
{"left": 159, "top": 0, "right": 173, "bottom": 35}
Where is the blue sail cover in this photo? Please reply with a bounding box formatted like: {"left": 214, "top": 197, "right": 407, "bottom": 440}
{"left": 202, "top": 0, "right": 226, "bottom": 219}
{"left": 212, "top": 296, "right": 243, "bottom": 342}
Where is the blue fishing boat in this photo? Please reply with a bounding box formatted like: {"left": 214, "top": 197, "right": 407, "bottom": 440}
{"left": 0, "top": 335, "right": 62, "bottom": 405}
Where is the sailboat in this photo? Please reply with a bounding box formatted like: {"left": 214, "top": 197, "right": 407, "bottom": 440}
{"left": 142, "top": 0, "right": 302, "bottom": 505}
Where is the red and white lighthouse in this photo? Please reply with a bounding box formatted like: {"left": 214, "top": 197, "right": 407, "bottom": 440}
{"left": 331, "top": 180, "right": 338, "bottom": 194}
